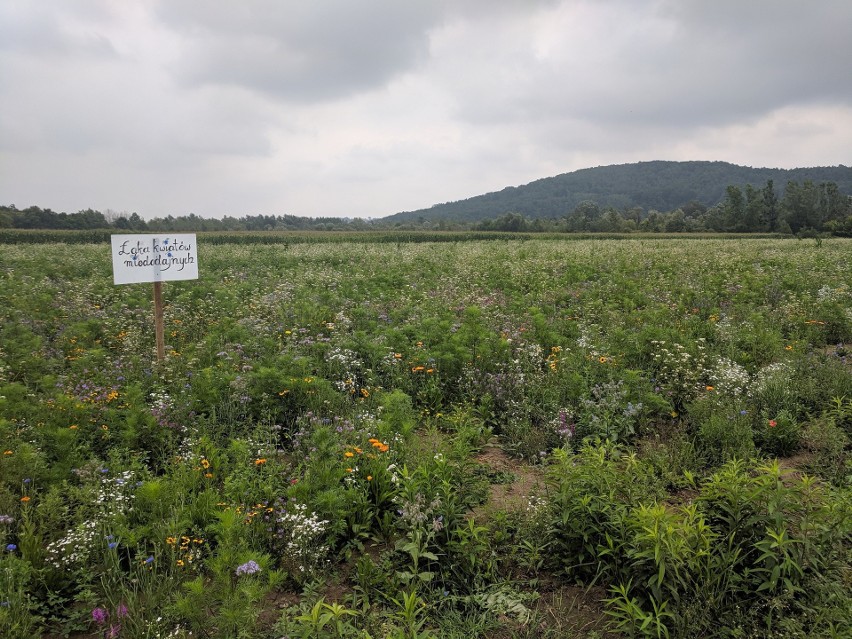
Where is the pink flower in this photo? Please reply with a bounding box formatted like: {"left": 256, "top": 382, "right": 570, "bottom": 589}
{"left": 768, "top": 420, "right": 777, "bottom": 428}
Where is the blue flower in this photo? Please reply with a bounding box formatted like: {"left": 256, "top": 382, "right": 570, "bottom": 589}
{"left": 6, "top": 544, "right": 17, "bottom": 552}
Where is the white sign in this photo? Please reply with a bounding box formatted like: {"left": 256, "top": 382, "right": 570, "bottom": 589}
{"left": 111, "top": 234, "right": 199, "bottom": 285}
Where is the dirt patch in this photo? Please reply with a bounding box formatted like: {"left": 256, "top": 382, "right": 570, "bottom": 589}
{"left": 776, "top": 451, "right": 817, "bottom": 480}
{"left": 471, "top": 439, "right": 546, "bottom": 519}
{"left": 484, "top": 581, "right": 614, "bottom": 639}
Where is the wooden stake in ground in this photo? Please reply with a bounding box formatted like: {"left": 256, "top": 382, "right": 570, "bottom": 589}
{"left": 153, "top": 280, "right": 165, "bottom": 362}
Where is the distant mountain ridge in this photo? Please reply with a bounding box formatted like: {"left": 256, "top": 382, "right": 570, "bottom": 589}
{"left": 384, "top": 161, "right": 852, "bottom": 223}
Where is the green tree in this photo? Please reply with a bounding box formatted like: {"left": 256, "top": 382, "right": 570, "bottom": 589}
{"left": 762, "top": 180, "right": 779, "bottom": 231}
{"left": 722, "top": 185, "right": 745, "bottom": 231}
{"left": 743, "top": 184, "right": 767, "bottom": 232}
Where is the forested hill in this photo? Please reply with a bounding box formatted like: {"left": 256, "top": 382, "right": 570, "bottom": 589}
{"left": 385, "top": 161, "right": 852, "bottom": 223}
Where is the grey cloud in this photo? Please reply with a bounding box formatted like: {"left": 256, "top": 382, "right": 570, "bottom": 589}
{"left": 156, "top": 0, "right": 443, "bottom": 101}
{"left": 0, "top": 1, "right": 118, "bottom": 58}
{"left": 443, "top": 0, "right": 852, "bottom": 131}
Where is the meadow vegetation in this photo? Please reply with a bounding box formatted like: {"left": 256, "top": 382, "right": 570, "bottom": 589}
{"left": 1, "top": 237, "right": 850, "bottom": 638}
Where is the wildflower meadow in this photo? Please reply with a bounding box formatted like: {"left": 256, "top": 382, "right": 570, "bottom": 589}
{"left": 1, "top": 236, "right": 850, "bottom": 638}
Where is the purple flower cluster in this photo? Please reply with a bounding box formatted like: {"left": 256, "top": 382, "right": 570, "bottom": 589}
{"left": 235, "top": 560, "right": 262, "bottom": 576}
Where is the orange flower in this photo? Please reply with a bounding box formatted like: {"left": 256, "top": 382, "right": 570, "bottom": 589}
{"left": 204, "top": 473, "right": 213, "bottom": 478}
{"left": 254, "top": 458, "right": 267, "bottom": 465}
{"left": 69, "top": 424, "right": 78, "bottom": 430}
{"left": 20, "top": 496, "right": 30, "bottom": 503}
{"left": 367, "top": 475, "right": 373, "bottom": 481}
{"left": 344, "top": 451, "right": 354, "bottom": 458}
{"left": 3, "top": 450, "right": 12, "bottom": 456}
{"left": 706, "top": 385, "right": 715, "bottom": 391}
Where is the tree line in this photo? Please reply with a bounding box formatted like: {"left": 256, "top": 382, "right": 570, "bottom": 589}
{"left": 2, "top": 179, "right": 851, "bottom": 236}
{"left": 474, "top": 180, "right": 852, "bottom": 236}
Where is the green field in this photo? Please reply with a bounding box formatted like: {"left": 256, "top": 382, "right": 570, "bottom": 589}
{"left": 1, "top": 237, "right": 850, "bottom": 638}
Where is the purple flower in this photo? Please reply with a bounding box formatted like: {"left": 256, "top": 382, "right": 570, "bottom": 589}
{"left": 235, "top": 560, "right": 261, "bottom": 576}
{"left": 92, "top": 607, "right": 109, "bottom": 624}
{"left": 108, "top": 542, "right": 118, "bottom": 549}
{"left": 5, "top": 544, "right": 16, "bottom": 552}
{"left": 116, "top": 603, "right": 129, "bottom": 618}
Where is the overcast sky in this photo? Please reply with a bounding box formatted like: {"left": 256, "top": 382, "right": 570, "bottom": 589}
{"left": 2, "top": 0, "right": 851, "bottom": 219}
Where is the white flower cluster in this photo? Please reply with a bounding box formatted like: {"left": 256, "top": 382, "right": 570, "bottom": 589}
{"left": 46, "top": 519, "right": 98, "bottom": 570}
{"left": 276, "top": 503, "right": 329, "bottom": 575}
{"left": 95, "top": 470, "right": 137, "bottom": 517}
{"left": 326, "top": 346, "right": 365, "bottom": 394}
{"left": 651, "top": 339, "right": 711, "bottom": 402}
{"left": 816, "top": 284, "right": 848, "bottom": 302}
{"left": 711, "top": 357, "right": 751, "bottom": 398}
{"left": 752, "top": 362, "right": 792, "bottom": 396}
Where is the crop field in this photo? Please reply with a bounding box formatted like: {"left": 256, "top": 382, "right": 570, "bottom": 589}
{"left": 1, "top": 237, "right": 851, "bottom": 638}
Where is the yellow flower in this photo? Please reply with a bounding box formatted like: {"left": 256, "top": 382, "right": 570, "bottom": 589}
{"left": 367, "top": 475, "right": 373, "bottom": 481}
{"left": 3, "top": 450, "right": 12, "bottom": 456}
{"left": 785, "top": 345, "right": 793, "bottom": 351}
{"left": 201, "top": 459, "right": 210, "bottom": 469}
{"left": 205, "top": 473, "right": 213, "bottom": 478}
{"left": 599, "top": 356, "right": 607, "bottom": 363}
{"left": 176, "top": 559, "right": 185, "bottom": 567}
{"left": 166, "top": 536, "right": 177, "bottom": 545}
{"left": 69, "top": 424, "right": 78, "bottom": 430}
{"left": 344, "top": 451, "right": 354, "bottom": 458}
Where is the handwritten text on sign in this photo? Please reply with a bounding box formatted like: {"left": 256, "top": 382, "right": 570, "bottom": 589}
{"left": 111, "top": 234, "right": 199, "bottom": 285}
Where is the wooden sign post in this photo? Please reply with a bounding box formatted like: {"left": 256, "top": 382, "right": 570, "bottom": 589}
{"left": 153, "top": 280, "right": 166, "bottom": 361}
{"left": 110, "top": 234, "right": 199, "bottom": 362}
